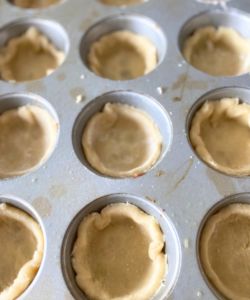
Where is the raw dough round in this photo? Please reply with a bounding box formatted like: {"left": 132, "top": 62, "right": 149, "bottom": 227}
{"left": 82, "top": 103, "right": 162, "bottom": 177}
{"left": 200, "top": 203, "right": 250, "bottom": 300}
{"left": 11, "top": 0, "right": 60, "bottom": 8}
{"left": 88, "top": 30, "right": 157, "bottom": 80}
{"left": 190, "top": 98, "right": 250, "bottom": 176}
{"left": 101, "top": 0, "right": 144, "bottom": 6}
{"left": 183, "top": 26, "right": 250, "bottom": 76}
{"left": 0, "top": 27, "right": 65, "bottom": 82}
{"left": 0, "top": 105, "right": 58, "bottom": 178}
{"left": 72, "top": 203, "right": 166, "bottom": 300}
{"left": 0, "top": 203, "right": 44, "bottom": 300}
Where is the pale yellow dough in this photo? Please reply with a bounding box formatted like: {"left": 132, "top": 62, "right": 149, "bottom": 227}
{"left": 200, "top": 204, "right": 250, "bottom": 300}
{"left": 72, "top": 203, "right": 166, "bottom": 300}
{"left": 82, "top": 103, "right": 162, "bottom": 177}
{"left": 101, "top": 0, "right": 144, "bottom": 6}
{"left": 0, "top": 203, "right": 44, "bottom": 300}
{"left": 0, "top": 27, "right": 65, "bottom": 82}
{"left": 183, "top": 26, "right": 250, "bottom": 76}
{"left": 88, "top": 30, "right": 157, "bottom": 80}
{"left": 190, "top": 98, "right": 250, "bottom": 176}
{"left": 0, "top": 105, "right": 58, "bottom": 178}
{"left": 12, "top": 0, "right": 60, "bottom": 8}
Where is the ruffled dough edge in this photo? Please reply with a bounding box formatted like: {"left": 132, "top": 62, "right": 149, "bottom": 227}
{"left": 200, "top": 203, "right": 250, "bottom": 300}
{"left": 0, "top": 203, "right": 44, "bottom": 300}
{"left": 72, "top": 203, "right": 167, "bottom": 300}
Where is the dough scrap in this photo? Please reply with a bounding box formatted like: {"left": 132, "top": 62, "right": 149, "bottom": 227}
{"left": 0, "top": 203, "right": 44, "bottom": 300}
{"left": 200, "top": 203, "right": 250, "bottom": 300}
{"left": 12, "top": 0, "right": 60, "bottom": 8}
{"left": 72, "top": 203, "right": 166, "bottom": 300}
{"left": 82, "top": 103, "right": 162, "bottom": 177}
{"left": 0, "top": 105, "right": 58, "bottom": 178}
{"left": 88, "top": 30, "right": 157, "bottom": 80}
{"left": 183, "top": 26, "right": 250, "bottom": 76}
{"left": 0, "top": 27, "right": 65, "bottom": 82}
{"left": 190, "top": 98, "right": 250, "bottom": 176}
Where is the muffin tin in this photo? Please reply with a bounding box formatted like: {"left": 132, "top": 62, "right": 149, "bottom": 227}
{"left": 1, "top": 0, "right": 250, "bottom": 299}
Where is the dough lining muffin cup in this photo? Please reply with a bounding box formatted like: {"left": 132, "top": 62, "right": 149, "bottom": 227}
{"left": 186, "top": 86, "right": 250, "bottom": 177}
{"left": 72, "top": 90, "right": 173, "bottom": 178}
{"left": 79, "top": 14, "right": 166, "bottom": 80}
{"left": 196, "top": 192, "right": 250, "bottom": 300}
{"left": 178, "top": 8, "right": 250, "bottom": 77}
{"left": 61, "top": 193, "right": 182, "bottom": 300}
{"left": 0, "top": 92, "right": 60, "bottom": 180}
{"left": 0, "top": 194, "right": 47, "bottom": 300}
{"left": 0, "top": 18, "right": 69, "bottom": 82}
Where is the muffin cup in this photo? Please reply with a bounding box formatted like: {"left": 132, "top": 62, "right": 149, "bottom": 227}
{"left": 61, "top": 193, "right": 182, "bottom": 300}
{"left": 196, "top": 192, "right": 250, "bottom": 300}
{"left": 0, "top": 194, "right": 47, "bottom": 300}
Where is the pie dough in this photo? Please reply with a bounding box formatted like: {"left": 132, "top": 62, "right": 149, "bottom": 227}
{"left": 101, "top": 0, "right": 144, "bottom": 6}
{"left": 190, "top": 98, "right": 250, "bottom": 176}
{"left": 0, "top": 105, "right": 58, "bottom": 178}
{"left": 0, "top": 27, "right": 65, "bottom": 82}
{"left": 88, "top": 30, "right": 158, "bottom": 80}
{"left": 200, "top": 203, "right": 250, "bottom": 300}
{"left": 82, "top": 103, "right": 162, "bottom": 177}
{"left": 0, "top": 203, "right": 44, "bottom": 300}
{"left": 183, "top": 26, "right": 250, "bottom": 76}
{"left": 72, "top": 203, "right": 166, "bottom": 300}
{"left": 12, "top": 0, "right": 60, "bottom": 8}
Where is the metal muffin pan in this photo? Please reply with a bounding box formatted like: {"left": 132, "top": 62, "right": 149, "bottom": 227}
{"left": 0, "top": 0, "right": 250, "bottom": 299}
{"left": 0, "top": 194, "right": 47, "bottom": 300}
{"left": 72, "top": 90, "right": 172, "bottom": 178}
{"left": 61, "top": 193, "right": 181, "bottom": 300}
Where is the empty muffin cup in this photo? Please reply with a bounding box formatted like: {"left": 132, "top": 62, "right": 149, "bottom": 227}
{"left": 179, "top": 9, "right": 250, "bottom": 76}
{"left": 61, "top": 193, "right": 182, "bottom": 300}
{"left": 197, "top": 193, "right": 250, "bottom": 300}
{"left": 80, "top": 14, "right": 166, "bottom": 80}
{"left": 0, "top": 93, "right": 59, "bottom": 179}
{"left": 72, "top": 90, "right": 172, "bottom": 178}
{"left": 0, "top": 18, "right": 69, "bottom": 82}
{"left": 0, "top": 194, "right": 46, "bottom": 300}
{"left": 187, "top": 86, "right": 250, "bottom": 177}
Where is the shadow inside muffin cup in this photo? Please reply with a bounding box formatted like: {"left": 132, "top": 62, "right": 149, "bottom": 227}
{"left": 178, "top": 8, "right": 250, "bottom": 77}
{"left": 72, "top": 90, "right": 173, "bottom": 178}
{"left": 0, "top": 92, "right": 60, "bottom": 180}
{"left": 186, "top": 86, "right": 250, "bottom": 177}
{"left": 196, "top": 192, "right": 250, "bottom": 300}
{"left": 0, "top": 194, "right": 47, "bottom": 300}
{"left": 61, "top": 193, "right": 182, "bottom": 300}
{"left": 79, "top": 14, "right": 167, "bottom": 80}
{"left": 0, "top": 18, "right": 69, "bottom": 82}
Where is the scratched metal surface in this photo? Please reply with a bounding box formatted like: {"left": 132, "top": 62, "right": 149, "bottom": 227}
{"left": 0, "top": 0, "right": 250, "bottom": 299}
